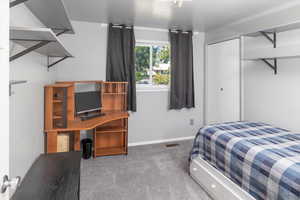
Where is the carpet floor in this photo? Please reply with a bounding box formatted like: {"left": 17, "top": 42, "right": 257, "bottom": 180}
{"left": 80, "top": 139, "right": 212, "bottom": 200}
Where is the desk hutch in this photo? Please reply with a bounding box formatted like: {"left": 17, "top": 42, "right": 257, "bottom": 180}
{"left": 44, "top": 81, "right": 129, "bottom": 157}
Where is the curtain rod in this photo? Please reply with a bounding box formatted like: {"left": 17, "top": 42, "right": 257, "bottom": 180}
{"left": 101, "top": 23, "right": 199, "bottom": 35}
{"left": 170, "top": 30, "right": 191, "bottom": 34}
{"left": 111, "top": 24, "right": 133, "bottom": 29}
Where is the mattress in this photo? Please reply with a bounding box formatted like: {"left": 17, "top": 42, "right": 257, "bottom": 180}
{"left": 190, "top": 121, "right": 300, "bottom": 200}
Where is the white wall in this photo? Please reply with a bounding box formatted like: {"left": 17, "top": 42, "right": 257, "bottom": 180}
{"left": 55, "top": 22, "right": 107, "bottom": 81}
{"left": 56, "top": 21, "right": 205, "bottom": 144}
{"left": 243, "top": 29, "right": 300, "bottom": 131}
{"left": 130, "top": 31, "right": 204, "bottom": 143}
{"left": 10, "top": 5, "right": 56, "bottom": 179}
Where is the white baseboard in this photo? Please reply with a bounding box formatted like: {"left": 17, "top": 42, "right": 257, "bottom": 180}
{"left": 128, "top": 136, "right": 195, "bottom": 147}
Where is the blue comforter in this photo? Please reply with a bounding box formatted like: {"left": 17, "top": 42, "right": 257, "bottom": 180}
{"left": 190, "top": 121, "right": 300, "bottom": 200}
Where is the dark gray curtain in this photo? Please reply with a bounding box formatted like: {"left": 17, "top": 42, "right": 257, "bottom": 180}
{"left": 169, "top": 30, "right": 194, "bottom": 109}
{"left": 106, "top": 23, "right": 136, "bottom": 111}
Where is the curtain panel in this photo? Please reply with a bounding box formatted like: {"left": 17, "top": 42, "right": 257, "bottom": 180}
{"left": 169, "top": 30, "right": 195, "bottom": 109}
{"left": 106, "top": 23, "right": 136, "bottom": 111}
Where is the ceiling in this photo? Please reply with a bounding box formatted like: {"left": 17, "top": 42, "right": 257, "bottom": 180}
{"left": 63, "top": 0, "right": 298, "bottom": 32}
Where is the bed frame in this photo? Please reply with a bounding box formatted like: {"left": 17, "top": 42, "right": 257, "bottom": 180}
{"left": 190, "top": 156, "right": 255, "bottom": 200}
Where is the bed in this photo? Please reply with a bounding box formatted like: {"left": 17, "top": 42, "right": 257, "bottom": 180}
{"left": 189, "top": 121, "right": 300, "bottom": 200}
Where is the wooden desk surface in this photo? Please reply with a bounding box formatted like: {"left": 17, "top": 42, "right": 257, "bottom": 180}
{"left": 45, "top": 111, "right": 129, "bottom": 132}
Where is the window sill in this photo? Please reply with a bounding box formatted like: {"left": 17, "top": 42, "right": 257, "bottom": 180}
{"left": 136, "top": 85, "right": 169, "bottom": 93}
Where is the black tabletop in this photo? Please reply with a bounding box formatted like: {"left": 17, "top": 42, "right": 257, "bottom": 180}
{"left": 11, "top": 151, "right": 81, "bottom": 200}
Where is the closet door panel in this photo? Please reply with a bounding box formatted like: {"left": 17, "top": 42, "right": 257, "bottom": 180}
{"left": 206, "top": 39, "right": 240, "bottom": 124}
{"left": 206, "top": 43, "right": 222, "bottom": 123}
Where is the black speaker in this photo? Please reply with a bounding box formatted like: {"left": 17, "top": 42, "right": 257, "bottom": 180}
{"left": 81, "top": 138, "right": 93, "bottom": 159}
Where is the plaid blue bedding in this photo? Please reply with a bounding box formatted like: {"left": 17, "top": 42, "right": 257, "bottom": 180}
{"left": 190, "top": 121, "right": 300, "bottom": 200}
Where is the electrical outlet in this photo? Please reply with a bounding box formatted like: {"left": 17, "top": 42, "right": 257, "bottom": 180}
{"left": 190, "top": 118, "right": 194, "bottom": 126}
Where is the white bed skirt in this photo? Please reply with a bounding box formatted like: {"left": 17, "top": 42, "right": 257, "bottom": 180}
{"left": 190, "top": 156, "right": 255, "bottom": 200}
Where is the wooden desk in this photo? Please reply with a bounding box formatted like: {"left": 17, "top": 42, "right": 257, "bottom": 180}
{"left": 44, "top": 81, "right": 129, "bottom": 157}
{"left": 45, "top": 112, "right": 129, "bottom": 156}
{"left": 11, "top": 152, "right": 81, "bottom": 200}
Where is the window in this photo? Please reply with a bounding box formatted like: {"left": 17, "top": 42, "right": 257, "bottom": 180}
{"left": 135, "top": 43, "right": 170, "bottom": 88}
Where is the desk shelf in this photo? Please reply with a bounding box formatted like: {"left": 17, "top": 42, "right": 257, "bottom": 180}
{"left": 96, "top": 128, "right": 127, "bottom": 134}
{"left": 53, "top": 115, "right": 63, "bottom": 120}
{"left": 94, "top": 147, "right": 126, "bottom": 157}
{"left": 53, "top": 99, "right": 63, "bottom": 103}
{"left": 45, "top": 84, "right": 75, "bottom": 131}
{"left": 93, "top": 117, "right": 128, "bottom": 157}
{"left": 103, "top": 93, "right": 126, "bottom": 95}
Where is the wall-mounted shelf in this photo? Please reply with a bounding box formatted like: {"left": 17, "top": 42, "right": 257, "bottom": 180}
{"left": 246, "top": 22, "right": 300, "bottom": 37}
{"left": 243, "top": 45, "right": 300, "bottom": 74}
{"left": 243, "top": 45, "right": 300, "bottom": 60}
{"left": 241, "top": 20, "right": 300, "bottom": 75}
{"left": 10, "top": 0, "right": 74, "bottom": 35}
{"left": 10, "top": 27, "right": 73, "bottom": 68}
{"left": 25, "top": 0, "right": 74, "bottom": 34}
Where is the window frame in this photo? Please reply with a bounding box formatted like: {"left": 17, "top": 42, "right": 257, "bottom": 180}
{"left": 135, "top": 40, "right": 170, "bottom": 92}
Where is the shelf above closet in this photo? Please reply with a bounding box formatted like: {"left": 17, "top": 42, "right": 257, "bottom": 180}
{"left": 243, "top": 45, "right": 300, "bottom": 74}
{"left": 243, "top": 45, "right": 300, "bottom": 60}
{"left": 243, "top": 20, "right": 300, "bottom": 75}
{"left": 246, "top": 21, "right": 300, "bottom": 37}
{"left": 10, "top": 27, "right": 73, "bottom": 67}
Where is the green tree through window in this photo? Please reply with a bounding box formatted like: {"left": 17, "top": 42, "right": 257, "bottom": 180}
{"left": 135, "top": 43, "right": 170, "bottom": 85}
{"left": 135, "top": 46, "right": 150, "bottom": 83}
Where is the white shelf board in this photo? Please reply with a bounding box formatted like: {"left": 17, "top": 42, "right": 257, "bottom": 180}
{"left": 25, "top": 0, "right": 74, "bottom": 34}
{"left": 247, "top": 21, "right": 300, "bottom": 37}
{"left": 243, "top": 45, "right": 300, "bottom": 60}
{"left": 10, "top": 27, "right": 72, "bottom": 57}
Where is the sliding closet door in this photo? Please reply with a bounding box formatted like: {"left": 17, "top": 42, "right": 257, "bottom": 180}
{"left": 206, "top": 39, "right": 240, "bottom": 124}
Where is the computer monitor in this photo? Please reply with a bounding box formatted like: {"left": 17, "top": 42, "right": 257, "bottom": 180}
{"left": 75, "top": 91, "right": 101, "bottom": 115}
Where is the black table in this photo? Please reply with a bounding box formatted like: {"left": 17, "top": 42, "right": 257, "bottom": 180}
{"left": 11, "top": 152, "right": 81, "bottom": 200}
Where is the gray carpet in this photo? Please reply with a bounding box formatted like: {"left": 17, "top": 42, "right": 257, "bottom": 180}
{"left": 80, "top": 140, "right": 212, "bottom": 200}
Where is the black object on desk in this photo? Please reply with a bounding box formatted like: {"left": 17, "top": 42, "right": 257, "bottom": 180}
{"left": 80, "top": 112, "right": 105, "bottom": 121}
{"left": 11, "top": 152, "right": 81, "bottom": 200}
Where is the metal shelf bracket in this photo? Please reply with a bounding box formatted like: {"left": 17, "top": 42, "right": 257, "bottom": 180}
{"left": 9, "top": 80, "right": 27, "bottom": 96}
{"left": 260, "top": 31, "right": 277, "bottom": 48}
{"left": 54, "top": 29, "right": 71, "bottom": 36}
{"left": 47, "top": 56, "right": 70, "bottom": 69}
{"left": 10, "top": 40, "right": 51, "bottom": 62}
{"left": 261, "top": 58, "right": 277, "bottom": 74}
{"left": 259, "top": 31, "right": 278, "bottom": 74}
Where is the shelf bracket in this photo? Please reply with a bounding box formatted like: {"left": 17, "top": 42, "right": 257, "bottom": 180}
{"left": 10, "top": 0, "right": 28, "bottom": 8}
{"left": 9, "top": 80, "right": 27, "bottom": 96}
{"left": 47, "top": 56, "right": 70, "bottom": 69}
{"left": 10, "top": 40, "right": 51, "bottom": 61}
{"left": 261, "top": 58, "right": 277, "bottom": 74}
{"left": 260, "top": 31, "right": 277, "bottom": 48}
{"left": 54, "top": 29, "right": 70, "bottom": 36}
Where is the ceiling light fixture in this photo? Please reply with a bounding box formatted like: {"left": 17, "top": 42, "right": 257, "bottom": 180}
{"left": 160, "top": 0, "right": 192, "bottom": 8}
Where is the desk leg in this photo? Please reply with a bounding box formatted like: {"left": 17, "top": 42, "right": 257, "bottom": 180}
{"left": 74, "top": 131, "right": 80, "bottom": 151}
{"left": 46, "top": 131, "right": 58, "bottom": 153}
